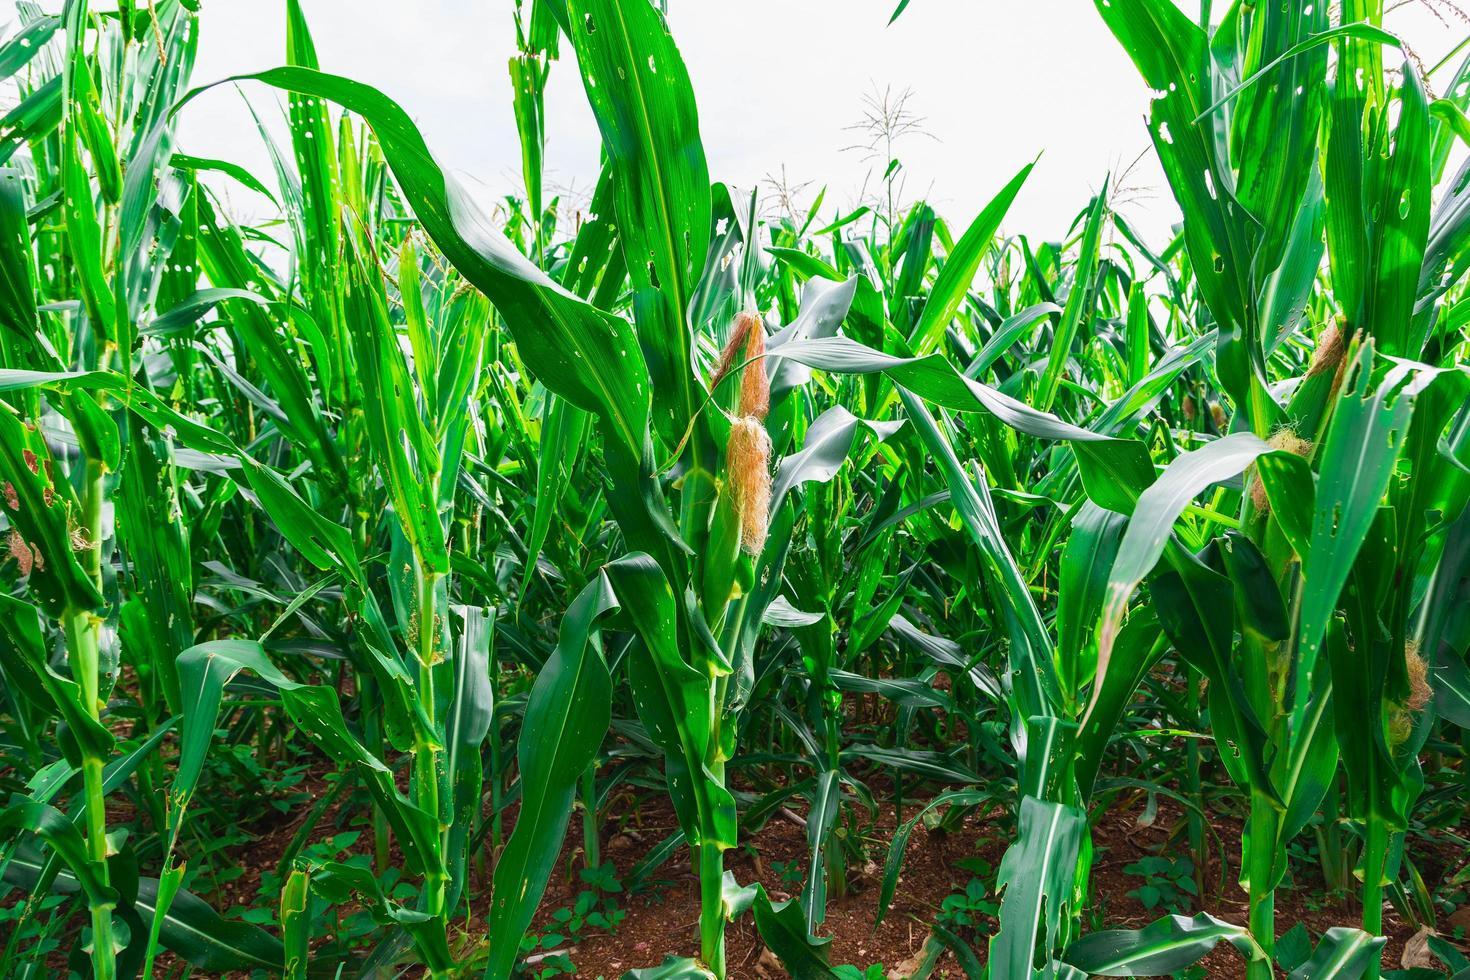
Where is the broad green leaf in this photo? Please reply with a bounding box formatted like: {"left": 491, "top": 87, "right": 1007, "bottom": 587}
{"left": 772, "top": 335, "right": 1154, "bottom": 512}
{"left": 723, "top": 874, "right": 839, "bottom": 980}
{"left": 181, "top": 67, "right": 652, "bottom": 460}
{"left": 173, "top": 639, "right": 441, "bottom": 880}
{"left": 564, "top": 0, "right": 709, "bottom": 448}
{"left": 876, "top": 790, "right": 992, "bottom": 924}
{"left": 1092, "top": 431, "right": 1275, "bottom": 721}
{"left": 909, "top": 164, "right": 1033, "bottom": 355}
{"left": 446, "top": 605, "right": 493, "bottom": 912}
{"left": 989, "top": 796, "right": 1087, "bottom": 979}
{"left": 901, "top": 390, "right": 1057, "bottom": 725}
{"left": 1064, "top": 912, "right": 1265, "bottom": 976}
{"left": 1095, "top": 0, "right": 1264, "bottom": 425}
{"left": 1037, "top": 183, "right": 1105, "bottom": 411}
{"left": 621, "top": 957, "right": 716, "bottom": 980}
{"left": 1292, "top": 349, "right": 1434, "bottom": 733}
{"left": 1288, "top": 928, "right": 1385, "bottom": 980}
{"left": 606, "top": 554, "right": 738, "bottom": 851}
{"left": 0, "top": 799, "right": 116, "bottom": 910}
{"left": 487, "top": 576, "right": 619, "bottom": 980}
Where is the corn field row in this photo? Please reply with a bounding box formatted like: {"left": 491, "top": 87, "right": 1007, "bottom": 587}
{"left": 1, "top": 0, "right": 1469, "bottom": 978}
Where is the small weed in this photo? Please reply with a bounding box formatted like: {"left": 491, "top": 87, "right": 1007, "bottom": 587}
{"left": 937, "top": 877, "right": 999, "bottom": 932}
{"left": 770, "top": 858, "right": 806, "bottom": 888}
{"left": 1123, "top": 855, "right": 1198, "bottom": 913}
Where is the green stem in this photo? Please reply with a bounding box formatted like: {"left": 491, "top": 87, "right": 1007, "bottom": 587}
{"left": 698, "top": 841, "right": 726, "bottom": 978}
{"left": 1324, "top": 777, "right": 1346, "bottom": 895}
{"left": 66, "top": 607, "right": 115, "bottom": 980}
{"left": 1362, "top": 819, "right": 1389, "bottom": 980}
{"left": 581, "top": 764, "right": 600, "bottom": 873}
{"left": 490, "top": 655, "right": 504, "bottom": 852}
{"left": 696, "top": 712, "right": 728, "bottom": 976}
{"left": 83, "top": 754, "right": 116, "bottom": 980}
{"left": 360, "top": 672, "right": 391, "bottom": 876}
{"left": 414, "top": 565, "right": 447, "bottom": 928}
{"left": 1185, "top": 667, "right": 1206, "bottom": 906}
{"left": 1246, "top": 792, "right": 1278, "bottom": 980}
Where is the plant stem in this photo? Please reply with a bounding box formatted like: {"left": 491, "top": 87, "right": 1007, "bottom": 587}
{"left": 1246, "top": 792, "right": 1277, "bottom": 980}
{"left": 362, "top": 671, "right": 392, "bottom": 876}
{"left": 490, "top": 652, "right": 504, "bottom": 852}
{"left": 1185, "top": 666, "right": 1206, "bottom": 906}
{"left": 698, "top": 840, "right": 726, "bottom": 978}
{"left": 1362, "top": 818, "right": 1389, "bottom": 980}
{"left": 71, "top": 454, "right": 115, "bottom": 980}
{"left": 581, "top": 763, "right": 600, "bottom": 873}
{"left": 414, "top": 565, "right": 447, "bottom": 927}
{"left": 66, "top": 606, "right": 115, "bottom": 980}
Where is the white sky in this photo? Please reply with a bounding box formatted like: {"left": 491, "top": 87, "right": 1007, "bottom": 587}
{"left": 27, "top": 0, "right": 1470, "bottom": 246}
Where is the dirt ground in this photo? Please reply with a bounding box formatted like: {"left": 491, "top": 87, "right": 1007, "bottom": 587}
{"left": 524, "top": 794, "right": 1428, "bottom": 979}
{"left": 170, "top": 759, "right": 1456, "bottom": 979}
{"left": 12, "top": 694, "right": 1459, "bottom": 980}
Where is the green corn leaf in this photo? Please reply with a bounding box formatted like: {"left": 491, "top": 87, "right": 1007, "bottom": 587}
{"left": 486, "top": 575, "right": 619, "bottom": 980}
{"left": 988, "top": 796, "right": 1087, "bottom": 980}
{"left": 1037, "top": 182, "right": 1106, "bottom": 412}
{"left": 800, "top": 769, "right": 841, "bottom": 931}
{"left": 145, "top": 286, "right": 266, "bottom": 336}
{"left": 770, "top": 406, "right": 903, "bottom": 510}
{"left": 168, "top": 153, "right": 278, "bottom": 203}
{"left": 280, "top": 869, "right": 309, "bottom": 980}
{"left": 343, "top": 237, "right": 447, "bottom": 573}
{"left": 522, "top": 393, "right": 590, "bottom": 597}
{"left": 621, "top": 957, "right": 716, "bottom": 980}
{"left": 311, "top": 861, "right": 452, "bottom": 972}
{"left": 173, "top": 639, "right": 441, "bottom": 880}
{"left": 967, "top": 301, "right": 1061, "bottom": 381}
{"left": 1230, "top": 3, "right": 1329, "bottom": 277}
{"left": 3, "top": 849, "right": 284, "bottom": 974}
{"left": 1256, "top": 450, "right": 1317, "bottom": 560}
{"left": 900, "top": 389, "right": 1058, "bottom": 726}
{"left": 1287, "top": 928, "right": 1385, "bottom": 980}
{"left": 604, "top": 554, "right": 738, "bottom": 852}
{"left": 0, "top": 165, "right": 43, "bottom": 348}
{"left": 446, "top": 605, "right": 493, "bottom": 913}
{"left": 564, "top": 0, "right": 709, "bottom": 449}
{"left": 134, "top": 872, "right": 283, "bottom": 974}
{"left": 1292, "top": 348, "right": 1435, "bottom": 736}
{"left": 0, "top": 74, "right": 62, "bottom": 148}
{"left": 139, "top": 863, "right": 185, "bottom": 980}
{"left": 0, "top": 593, "right": 113, "bottom": 766}
{"left": 840, "top": 744, "right": 979, "bottom": 784}
{"left": 723, "top": 873, "right": 839, "bottom": 980}
{"left": 1057, "top": 502, "right": 1127, "bottom": 701}
{"left": 1074, "top": 609, "right": 1164, "bottom": 800}
{"left": 116, "top": 414, "right": 194, "bottom": 714}
{"left": 876, "top": 789, "right": 993, "bottom": 924}
{"left": 1095, "top": 0, "right": 1262, "bottom": 423}
{"left": 0, "top": 16, "right": 59, "bottom": 82}
{"left": 0, "top": 799, "right": 116, "bottom": 910}
{"left": 1063, "top": 912, "right": 1265, "bottom": 976}
{"left": 1091, "top": 431, "right": 1276, "bottom": 723}
{"left": 1150, "top": 555, "right": 1276, "bottom": 799}
{"left": 0, "top": 406, "right": 103, "bottom": 616}
{"left": 180, "top": 66, "right": 652, "bottom": 463}
{"left": 283, "top": 0, "right": 344, "bottom": 380}
{"left": 828, "top": 669, "right": 951, "bottom": 711}
{"left": 61, "top": 132, "right": 117, "bottom": 343}
{"left": 770, "top": 335, "right": 1155, "bottom": 512}
{"left": 909, "top": 163, "right": 1033, "bottom": 356}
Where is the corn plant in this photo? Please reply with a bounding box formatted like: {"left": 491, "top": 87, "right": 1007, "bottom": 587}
{"left": 0, "top": 1, "right": 1468, "bottom": 979}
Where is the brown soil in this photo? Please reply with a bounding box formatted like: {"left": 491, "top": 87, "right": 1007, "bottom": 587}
{"left": 178, "top": 757, "right": 1456, "bottom": 979}
{"left": 17, "top": 748, "right": 1464, "bottom": 978}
